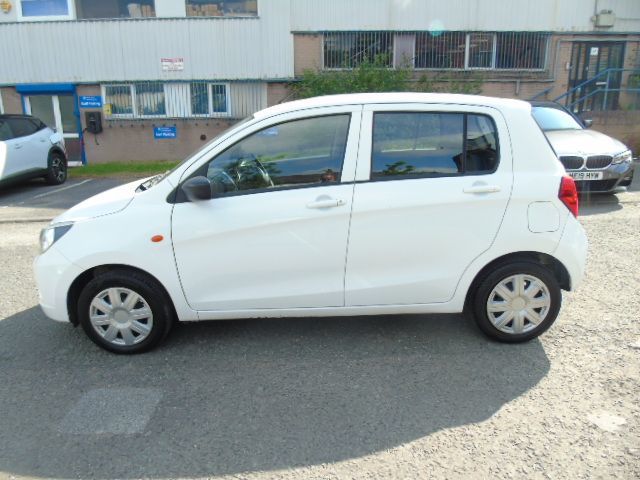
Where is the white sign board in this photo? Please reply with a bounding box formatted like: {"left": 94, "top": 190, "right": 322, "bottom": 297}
{"left": 161, "top": 57, "right": 184, "bottom": 71}
{"left": 590, "top": 47, "right": 599, "bottom": 56}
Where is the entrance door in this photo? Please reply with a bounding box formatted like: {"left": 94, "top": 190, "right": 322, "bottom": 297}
{"left": 25, "top": 94, "right": 82, "bottom": 164}
{"left": 568, "top": 42, "right": 625, "bottom": 112}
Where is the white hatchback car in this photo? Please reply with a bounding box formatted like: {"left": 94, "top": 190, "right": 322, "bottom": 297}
{"left": 0, "top": 114, "right": 67, "bottom": 187}
{"left": 34, "top": 93, "right": 588, "bottom": 353}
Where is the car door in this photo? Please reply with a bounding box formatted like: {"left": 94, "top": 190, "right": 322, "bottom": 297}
{"left": 5, "top": 118, "right": 43, "bottom": 174}
{"left": 1, "top": 119, "right": 29, "bottom": 179}
{"left": 345, "top": 104, "right": 513, "bottom": 306}
{"left": 171, "top": 106, "right": 361, "bottom": 312}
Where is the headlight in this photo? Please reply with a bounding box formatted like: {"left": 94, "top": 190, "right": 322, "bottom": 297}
{"left": 612, "top": 150, "right": 632, "bottom": 164}
{"left": 40, "top": 222, "right": 74, "bottom": 253}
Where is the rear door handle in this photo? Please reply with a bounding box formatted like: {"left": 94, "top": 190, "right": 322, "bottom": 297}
{"left": 463, "top": 185, "right": 501, "bottom": 194}
{"left": 14, "top": 144, "right": 23, "bottom": 149}
{"left": 306, "top": 197, "right": 346, "bottom": 209}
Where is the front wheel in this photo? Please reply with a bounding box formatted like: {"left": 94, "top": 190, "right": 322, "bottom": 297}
{"left": 77, "top": 270, "right": 174, "bottom": 354}
{"left": 45, "top": 152, "right": 67, "bottom": 185}
{"left": 472, "top": 262, "right": 562, "bottom": 342}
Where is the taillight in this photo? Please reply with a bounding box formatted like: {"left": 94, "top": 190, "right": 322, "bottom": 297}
{"left": 559, "top": 176, "right": 579, "bottom": 217}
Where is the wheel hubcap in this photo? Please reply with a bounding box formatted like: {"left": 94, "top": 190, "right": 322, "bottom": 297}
{"left": 52, "top": 157, "right": 66, "bottom": 181}
{"left": 89, "top": 288, "right": 153, "bottom": 346}
{"left": 486, "top": 274, "right": 551, "bottom": 335}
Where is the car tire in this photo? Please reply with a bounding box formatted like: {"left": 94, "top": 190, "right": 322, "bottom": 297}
{"left": 472, "top": 262, "right": 561, "bottom": 343}
{"left": 77, "top": 269, "right": 174, "bottom": 354}
{"left": 45, "top": 151, "right": 67, "bottom": 185}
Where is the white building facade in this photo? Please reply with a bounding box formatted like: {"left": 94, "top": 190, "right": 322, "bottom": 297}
{"left": 0, "top": 0, "right": 638, "bottom": 163}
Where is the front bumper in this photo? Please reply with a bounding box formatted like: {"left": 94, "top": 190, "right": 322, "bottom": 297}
{"left": 570, "top": 162, "right": 634, "bottom": 193}
{"left": 33, "top": 246, "right": 82, "bottom": 322}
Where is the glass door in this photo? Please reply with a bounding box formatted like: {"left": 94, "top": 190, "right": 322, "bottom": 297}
{"left": 568, "top": 42, "right": 625, "bottom": 112}
{"left": 25, "top": 94, "right": 82, "bottom": 164}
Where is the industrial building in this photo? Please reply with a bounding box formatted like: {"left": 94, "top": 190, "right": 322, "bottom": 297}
{"left": 0, "top": 0, "right": 638, "bottom": 164}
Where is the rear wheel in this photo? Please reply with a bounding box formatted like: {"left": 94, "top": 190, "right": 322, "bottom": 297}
{"left": 45, "top": 152, "right": 67, "bottom": 185}
{"left": 77, "top": 270, "right": 173, "bottom": 354}
{"left": 472, "top": 262, "right": 561, "bottom": 342}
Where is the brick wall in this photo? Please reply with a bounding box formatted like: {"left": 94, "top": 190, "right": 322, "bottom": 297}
{"left": 0, "top": 87, "right": 23, "bottom": 114}
{"left": 294, "top": 34, "right": 323, "bottom": 76}
{"left": 77, "top": 85, "right": 235, "bottom": 164}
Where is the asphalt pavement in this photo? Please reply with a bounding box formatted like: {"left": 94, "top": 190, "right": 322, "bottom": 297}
{"left": 0, "top": 171, "right": 638, "bottom": 479}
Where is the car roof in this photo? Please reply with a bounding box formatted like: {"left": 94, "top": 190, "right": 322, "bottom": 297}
{"left": 529, "top": 100, "right": 566, "bottom": 109}
{"left": 254, "top": 92, "right": 532, "bottom": 119}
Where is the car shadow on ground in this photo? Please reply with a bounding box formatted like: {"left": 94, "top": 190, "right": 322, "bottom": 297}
{"left": 579, "top": 192, "right": 624, "bottom": 216}
{"left": 0, "top": 307, "right": 549, "bottom": 479}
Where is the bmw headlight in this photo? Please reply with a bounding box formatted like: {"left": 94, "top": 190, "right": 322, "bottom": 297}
{"left": 40, "top": 222, "right": 74, "bottom": 253}
{"left": 612, "top": 150, "right": 632, "bottom": 164}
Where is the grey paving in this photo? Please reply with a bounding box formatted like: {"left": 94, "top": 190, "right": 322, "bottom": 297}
{"left": 0, "top": 173, "right": 638, "bottom": 479}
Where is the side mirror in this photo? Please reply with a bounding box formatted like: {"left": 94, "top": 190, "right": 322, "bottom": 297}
{"left": 582, "top": 118, "right": 593, "bottom": 129}
{"left": 181, "top": 176, "right": 212, "bottom": 202}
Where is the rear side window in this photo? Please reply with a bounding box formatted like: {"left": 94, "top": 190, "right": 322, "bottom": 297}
{"left": 7, "top": 118, "right": 39, "bottom": 138}
{"left": 205, "top": 114, "right": 351, "bottom": 195}
{"left": 371, "top": 112, "right": 499, "bottom": 179}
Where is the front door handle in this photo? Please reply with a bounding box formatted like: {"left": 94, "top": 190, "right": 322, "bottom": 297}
{"left": 463, "top": 185, "right": 501, "bottom": 194}
{"left": 14, "top": 144, "right": 23, "bottom": 149}
{"left": 306, "top": 196, "right": 346, "bottom": 209}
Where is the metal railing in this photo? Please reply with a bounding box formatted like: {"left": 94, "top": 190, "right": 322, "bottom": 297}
{"left": 323, "top": 32, "right": 394, "bottom": 69}
{"left": 552, "top": 68, "right": 640, "bottom": 112}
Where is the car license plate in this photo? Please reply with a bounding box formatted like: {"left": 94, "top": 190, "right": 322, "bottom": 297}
{"left": 568, "top": 171, "right": 604, "bottom": 181}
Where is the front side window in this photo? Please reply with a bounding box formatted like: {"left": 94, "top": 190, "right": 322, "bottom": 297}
{"left": 371, "top": 112, "right": 498, "bottom": 179}
{"left": 20, "top": 0, "right": 69, "bottom": 17}
{"left": 0, "top": 120, "right": 13, "bottom": 141}
{"left": 7, "top": 118, "right": 39, "bottom": 138}
{"left": 205, "top": 115, "right": 350, "bottom": 195}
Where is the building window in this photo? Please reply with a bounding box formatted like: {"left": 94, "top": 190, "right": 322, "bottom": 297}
{"left": 103, "top": 82, "right": 230, "bottom": 119}
{"left": 185, "top": 0, "right": 257, "bottom": 17}
{"left": 135, "top": 82, "right": 166, "bottom": 117}
{"left": 75, "top": 0, "right": 156, "bottom": 19}
{"left": 467, "top": 33, "right": 495, "bottom": 69}
{"left": 189, "top": 83, "right": 230, "bottom": 116}
{"left": 104, "top": 85, "right": 134, "bottom": 116}
{"left": 20, "top": 0, "right": 70, "bottom": 18}
{"left": 415, "top": 32, "right": 466, "bottom": 69}
{"left": 324, "top": 32, "right": 394, "bottom": 69}
{"left": 415, "top": 32, "right": 548, "bottom": 70}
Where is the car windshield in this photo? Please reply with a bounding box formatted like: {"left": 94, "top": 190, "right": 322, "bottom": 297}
{"left": 532, "top": 107, "right": 583, "bottom": 131}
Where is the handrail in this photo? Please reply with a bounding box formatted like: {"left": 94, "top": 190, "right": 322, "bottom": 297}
{"left": 553, "top": 67, "right": 639, "bottom": 104}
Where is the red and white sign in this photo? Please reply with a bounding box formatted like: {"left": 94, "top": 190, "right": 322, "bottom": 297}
{"left": 161, "top": 57, "right": 184, "bottom": 71}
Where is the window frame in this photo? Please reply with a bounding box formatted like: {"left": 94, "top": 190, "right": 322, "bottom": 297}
{"left": 174, "top": 112, "right": 356, "bottom": 202}
{"left": 368, "top": 110, "right": 500, "bottom": 182}
{"left": 185, "top": 0, "right": 259, "bottom": 18}
{"left": 134, "top": 82, "right": 167, "bottom": 119}
{"left": 189, "top": 82, "right": 231, "bottom": 118}
{"left": 202, "top": 113, "right": 353, "bottom": 198}
{"left": 414, "top": 31, "right": 549, "bottom": 72}
{"left": 17, "top": 0, "right": 75, "bottom": 21}
{"left": 322, "top": 32, "right": 395, "bottom": 70}
{"left": 102, "top": 84, "right": 135, "bottom": 118}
